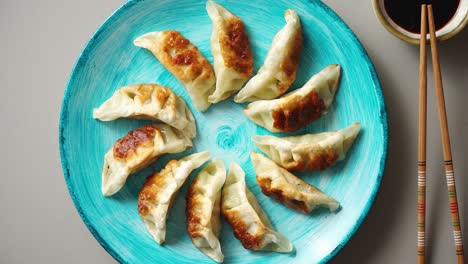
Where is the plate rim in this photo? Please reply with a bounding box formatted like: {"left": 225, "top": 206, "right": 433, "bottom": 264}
{"left": 59, "top": 0, "right": 388, "bottom": 263}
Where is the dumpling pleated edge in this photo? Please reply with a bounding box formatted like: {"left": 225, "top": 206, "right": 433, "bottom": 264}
{"left": 251, "top": 151, "right": 340, "bottom": 213}
{"left": 186, "top": 157, "right": 226, "bottom": 263}
{"left": 221, "top": 162, "right": 293, "bottom": 253}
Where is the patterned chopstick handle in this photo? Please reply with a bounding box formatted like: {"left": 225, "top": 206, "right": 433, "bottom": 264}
{"left": 417, "top": 161, "right": 426, "bottom": 258}
{"left": 444, "top": 160, "right": 464, "bottom": 259}
{"left": 426, "top": 5, "right": 464, "bottom": 262}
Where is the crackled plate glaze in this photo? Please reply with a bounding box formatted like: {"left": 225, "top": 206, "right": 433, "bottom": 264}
{"left": 59, "top": 0, "right": 387, "bottom": 263}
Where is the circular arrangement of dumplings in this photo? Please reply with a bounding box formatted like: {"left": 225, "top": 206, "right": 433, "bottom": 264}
{"left": 92, "top": 1, "right": 360, "bottom": 263}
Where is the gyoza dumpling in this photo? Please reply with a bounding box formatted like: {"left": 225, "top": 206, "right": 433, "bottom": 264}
{"left": 251, "top": 152, "right": 339, "bottom": 213}
{"left": 138, "top": 151, "right": 210, "bottom": 245}
{"left": 222, "top": 163, "right": 292, "bottom": 252}
{"left": 206, "top": 1, "right": 254, "bottom": 103}
{"left": 186, "top": 158, "right": 226, "bottom": 263}
{"left": 234, "top": 9, "right": 302, "bottom": 103}
{"left": 134, "top": 31, "right": 215, "bottom": 111}
{"left": 102, "top": 124, "right": 192, "bottom": 196}
{"left": 244, "top": 64, "right": 341, "bottom": 132}
{"left": 253, "top": 123, "right": 360, "bottom": 172}
{"left": 93, "top": 84, "right": 196, "bottom": 138}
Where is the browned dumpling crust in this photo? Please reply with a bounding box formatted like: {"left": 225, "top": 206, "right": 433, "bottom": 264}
{"left": 94, "top": 84, "right": 196, "bottom": 138}
{"left": 252, "top": 123, "right": 360, "bottom": 172}
{"left": 284, "top": 147, "right": 338, "bottom": 171}
{"left": 243, "top": 64, "right": 341, "bottom": 133}
{"left": 101, "top": 124, "right": 192, "bottom": 196}
{"left": 206, "top": 1, "right": 254, "bottom": 103}
{"left": 137, "top": 152, "right": 210, "bottom": 244}
{"left": 251, "top": 152, "right": 339, "bottom": 214}
{"left": 221, "top": 163, "right": 292, "bottom": 252}
{"left": 186, "top": 158, "right": 225, "bottom": 263}
{"left": 234, "top": 9, "right": 303, "bottom": 103}
{"left": 219, "top": 17, "right": 253, "bottom": 77}
{"left": 113, "top": 125, "right": 159, "bottom": 160}
{"left": 134, "top": 31, "right": 215, "bottom": 111}
{"left": 272, "top": 90, "right": 326, "bottom": 132}
{"left": 156, "top": 31, "right": 214, "bottom": 84}
{"left": 138, "top": 160, "right": 177, "bottom": 216}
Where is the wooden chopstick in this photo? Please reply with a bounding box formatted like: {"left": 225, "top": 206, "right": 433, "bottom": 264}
{"left": 427, "top": 5, "right": 465, "bottom": 264}
{"left": 417, "top": 5, "right": 427, "bottom": 264}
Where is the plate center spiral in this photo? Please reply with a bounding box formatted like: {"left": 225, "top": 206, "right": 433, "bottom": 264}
{"left": 216, "top": 125, "right": 240, "bottom": 150}
{"left": 193, "top": 100, "right": 256, "bottom": 167}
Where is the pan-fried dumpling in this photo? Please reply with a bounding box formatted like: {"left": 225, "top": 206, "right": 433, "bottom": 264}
{"left": 138, "top": 151, "right": 210, "bottom": 245}
{"left": 186, "top": 158, "right": 226, "bottom": 263}
{"left": 102, "top": 124, "right": 193, "bottom": 196}
{"left": 234, "top": 9, "right": 302, "bottom": 103}
{"left": 93, "top": 84, "right": 196, "bottom": 138}
{"left": 253, "top": 123, "right": 360, "bottom": 172}
{"left": 206, "top": 1, "right": 254, "bottom": 103}
{"left": 222, "top": 163, "right": 292, "bottom": 252}
{"left": 251, "top": 152, "right": 340, "bottom": 213}
{"left": 134, "top": 31, "right": 215, "bottom": 111}
{"left": 244, "top": 64, "right": 341, "bottom": 132}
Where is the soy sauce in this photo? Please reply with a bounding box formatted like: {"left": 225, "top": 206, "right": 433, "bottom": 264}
{"left": 384, "top": 0, "right": 460, "bottom": 33}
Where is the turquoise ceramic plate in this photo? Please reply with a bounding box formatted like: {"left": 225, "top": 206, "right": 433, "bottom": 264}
{"left": 60, "top": 0, "right": 387, "bottom": 263}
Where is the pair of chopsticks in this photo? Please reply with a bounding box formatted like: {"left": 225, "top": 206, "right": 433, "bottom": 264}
{"left": 417, "top": 5, "right": 465, "bottom": 264}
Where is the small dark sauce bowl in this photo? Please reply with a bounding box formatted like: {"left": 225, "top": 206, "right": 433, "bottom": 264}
{"left": 372, "top": 0, "right": 467, "bottom": 44}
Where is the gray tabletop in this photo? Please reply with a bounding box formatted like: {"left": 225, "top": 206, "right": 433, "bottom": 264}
{"left": 1, "top": 0, "right": 466, "bottom": 263}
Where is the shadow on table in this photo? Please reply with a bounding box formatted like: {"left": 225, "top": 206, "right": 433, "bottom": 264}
{"left": 429, "top": 28, "right": 468, "bottom": 263}
{"left": 331, "top": 29, "right": 468, "bottom": 264}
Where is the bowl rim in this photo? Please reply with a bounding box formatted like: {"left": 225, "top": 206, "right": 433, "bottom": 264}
{"left": 372, "top": 0, "right": 468, "bottom": 44}
{"left": 59, "top": 0, "right": 389, "bottom": 263}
